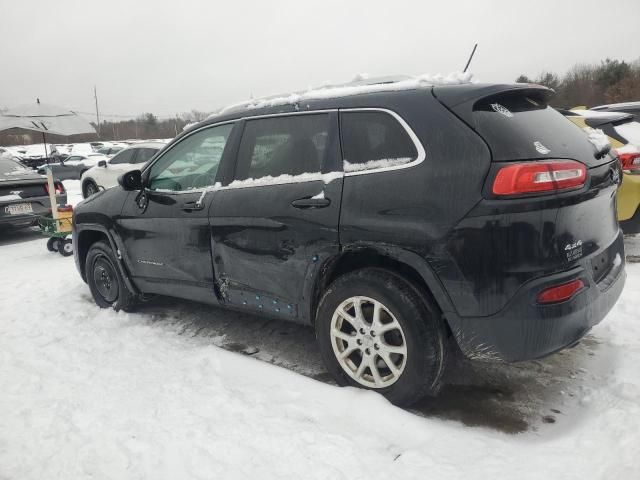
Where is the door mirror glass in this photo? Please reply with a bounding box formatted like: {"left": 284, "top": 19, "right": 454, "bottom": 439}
{"left": 148, "top": 123, "right": 233, "bottom": 192}
{"left": 98, "top": 160, "right": 107, "bottom": 167}
{"left": 118, "top": 170, "right": 143, "bottom": 191}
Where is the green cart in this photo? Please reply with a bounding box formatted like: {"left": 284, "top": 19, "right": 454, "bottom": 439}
{"left": 38, "top": 205, "right": 74, "bottom": 256}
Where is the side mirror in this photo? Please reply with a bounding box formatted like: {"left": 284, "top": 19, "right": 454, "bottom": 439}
{"left": 98, "top": 160, "right": 107, "bottom": 168}
{"left": 118, "top": 170, "right": 143, "bottom": 191}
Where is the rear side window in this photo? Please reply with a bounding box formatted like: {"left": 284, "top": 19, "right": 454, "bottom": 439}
{"left": 472, "top": 92, "right": 596, "bottom": 161}
{"left": 134, "top": 148, "right": 158, "bottom": 164}
{"left": 109, "top": 149, "right": 136, "bottom": 164}
{"left": 235, "top": 114, "right": 329, "bottom": 180}
{"left": 340, "top": 111, "right": 418, "bottom": 172}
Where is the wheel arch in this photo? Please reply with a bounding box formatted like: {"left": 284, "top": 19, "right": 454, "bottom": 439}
{"left": 75, "top": 224, "right": 139, "bottom": 295}
{"left": 308, "top": 245, "right": 456, "bottom": 330}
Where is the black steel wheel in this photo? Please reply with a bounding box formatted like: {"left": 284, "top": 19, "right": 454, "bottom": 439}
{"left": 85, "top": 241, "right": 134, "bottom": 310}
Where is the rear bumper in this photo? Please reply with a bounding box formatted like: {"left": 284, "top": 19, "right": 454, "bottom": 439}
{"left": 0, "top": 194, "right": 68, "bottom": 229}
{"left": 448, "top": 232, "right": 626, "bottom": 362}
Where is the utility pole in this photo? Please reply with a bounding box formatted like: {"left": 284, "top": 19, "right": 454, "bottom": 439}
{"left": 94, "top": 85, "right": 101, "bottom": 137}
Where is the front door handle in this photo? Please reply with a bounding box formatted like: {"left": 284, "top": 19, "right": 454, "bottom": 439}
{"left": 291, "top": 196, "right": 331, "bottom": 209}
{"left": 182, "top": 201, "right": 204, "bottom": 212}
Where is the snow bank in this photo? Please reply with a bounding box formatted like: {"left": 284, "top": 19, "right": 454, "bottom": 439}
{"left": 214, "top": 72, "right": 474, "bottom": 116}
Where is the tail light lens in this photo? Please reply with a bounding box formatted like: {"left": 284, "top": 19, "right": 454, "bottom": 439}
{"left": 44, "top": 181, "right": 65, "bottom": 195}
{"left": 537, "top": 279, "right": 585, "bottom": 304}
{"left": 492, "top": 160, "right": 587, "bottom": 196}
{"left": 616, "top": 148, "right": 640, "bottom": 173}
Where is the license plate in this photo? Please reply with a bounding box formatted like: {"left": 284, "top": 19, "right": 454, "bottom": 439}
{"left": 5, "top": 203, "right": 33, "bottom": 215}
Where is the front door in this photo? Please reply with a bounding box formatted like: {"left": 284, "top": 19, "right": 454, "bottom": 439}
{"left": 117, "top": 123, "right": 236, "bottom": 303}
{"left": 210, "top": 112, "right": 343, "bottom": 322}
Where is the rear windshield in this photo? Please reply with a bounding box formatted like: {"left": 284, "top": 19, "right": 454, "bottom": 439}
{"left": 0, "top": 159, "right": 27, "bottom": 175}
{"left": 613, "top": 121, "right": 640, "bottom": 146}
{"left": 472, "top": 92, "right": 596, "bottom": 161}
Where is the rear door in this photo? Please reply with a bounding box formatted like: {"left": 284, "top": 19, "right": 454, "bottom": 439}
{"left": 209, "top": 112, "right": 342, "bottom": 322}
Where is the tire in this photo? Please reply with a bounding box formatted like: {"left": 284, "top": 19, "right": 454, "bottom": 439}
{"left": 83, "top": 180, "right": 99, "bottom": 198}
{"left": 85, "top": 241, "right": 135, "bottom": 310}
{"left": 46, "top": 237, "right": 60, "bottom": 252}
{"left": 58, "top": 238, "right": 73, "bottom": 257}
{"left": 315, "top": 268, "right": 447, "bottom": 407}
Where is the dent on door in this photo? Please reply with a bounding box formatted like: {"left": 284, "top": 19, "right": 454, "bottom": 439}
{"left": 209, "top": 178, "right": 343, "bottom": 322}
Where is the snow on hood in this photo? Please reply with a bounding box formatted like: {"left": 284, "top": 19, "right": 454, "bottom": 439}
{"left": 212, "top": 72, "right": 474, "bottom": 117}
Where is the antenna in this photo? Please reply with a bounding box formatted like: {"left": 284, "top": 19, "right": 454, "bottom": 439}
{"left": 463, "top": 43, "right": 478, "bottom": 73}
{"left": 94, "top": 86, "right": 101, "bottom": 137}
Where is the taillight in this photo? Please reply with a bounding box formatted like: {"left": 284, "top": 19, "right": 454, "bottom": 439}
{"left": 492, "top": 160, "right": 587, "bottom": 196}
{"left": 44, "top": 182, "right": 65, "bottom": 195}
{"left": 537, "top": 279, "right": 585, "bottom": 304}
{"left": 616, "top": 149, "right": 640, "bottom": 173}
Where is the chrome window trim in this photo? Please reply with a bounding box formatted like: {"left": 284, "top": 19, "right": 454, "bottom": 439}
{"left": 339, "top": 107, "right": 426, "bottom": 177}
{"left": 143, "top": 107, "right": 425, "bottom": 194}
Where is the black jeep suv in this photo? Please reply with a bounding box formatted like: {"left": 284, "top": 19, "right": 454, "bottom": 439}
{"left": 74, "top": 79, "right": 626, "bottom": 405}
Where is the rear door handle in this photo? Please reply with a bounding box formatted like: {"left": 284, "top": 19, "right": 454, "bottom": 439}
{"left": 182, "top": 201, "right": 204, "bottom": 212}
{"left": 291, "top": 197, "right": 331, "bottom": 209}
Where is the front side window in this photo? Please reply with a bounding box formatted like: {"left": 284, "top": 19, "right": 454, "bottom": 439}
{"left": 340, "top": 111, "right": 418, "bottom": 172}
{"left": 109, "top": 149, "right": 136, "bottom": 165}
{"left": 148, "top": 123, "right": 233, "bottom": 191}
{"left": 235, "top": 114, "right": 330, "bottom": 180}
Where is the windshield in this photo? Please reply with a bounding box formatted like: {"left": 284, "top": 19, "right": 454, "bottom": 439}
{"left": 614, "top": 121, "right": 640, "bottom": 146}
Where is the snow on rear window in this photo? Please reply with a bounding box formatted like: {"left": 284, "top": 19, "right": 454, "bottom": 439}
{"left": 614, "top": 122, "right": 640, "bottom": 146}
{"left": 582, "top": 127, "right": 610, "bottom": 152}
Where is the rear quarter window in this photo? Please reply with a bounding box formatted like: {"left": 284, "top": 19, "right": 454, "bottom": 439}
{"left": 473, "top": 92, "right": 596, "bottom": 161}
{"left": 340, "top": 111, "right": 418, "bottom": 172}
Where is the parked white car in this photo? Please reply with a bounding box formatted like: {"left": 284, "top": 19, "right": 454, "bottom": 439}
{"left": 80, "top": 142, "right": 164, "bottom": 197}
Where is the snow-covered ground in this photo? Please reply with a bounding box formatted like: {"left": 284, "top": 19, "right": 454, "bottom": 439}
{"left": 0, "top": 183, "right": 639, "bottom": 479}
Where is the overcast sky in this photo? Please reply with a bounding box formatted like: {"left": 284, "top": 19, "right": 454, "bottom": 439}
{"left": 1, "top": 0, "right": 638, "bottom": 120}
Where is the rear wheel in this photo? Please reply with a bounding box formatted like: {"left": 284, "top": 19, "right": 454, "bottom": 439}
{"left": 85, "top": 241, "right": 134, "bottom": 310}
{"left": 83, "top": 180, "right": 99, "bottom": 198}
{"left": 315, "top": 268, "right": 447, "bottom": 406}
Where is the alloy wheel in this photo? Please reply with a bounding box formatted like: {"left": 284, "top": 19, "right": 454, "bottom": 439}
{"left": 330, "top": 296, "right": 407, "bottom": 388}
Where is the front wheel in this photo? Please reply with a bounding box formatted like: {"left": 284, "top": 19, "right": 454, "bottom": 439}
{"left": 315, "top": 268, "right": 447, "bottom": 406}
{"left": 85, "top": 241, "right": 134, "bottom": 310}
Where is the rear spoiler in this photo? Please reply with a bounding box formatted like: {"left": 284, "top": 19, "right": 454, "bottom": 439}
{"left": 431, "top": 83, "right": 554, "bottom": 124}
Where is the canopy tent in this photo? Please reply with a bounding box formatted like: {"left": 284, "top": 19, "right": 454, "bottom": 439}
{"left": 0, "top": 100, "right": 96, "bottom": 157}
{"left": 0, "top": 100, "right": 96, "bottom": 136}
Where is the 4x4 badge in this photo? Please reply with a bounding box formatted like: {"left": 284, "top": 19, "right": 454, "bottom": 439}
{"left": 534, "top": 141, "right": 551, "bottom": 155}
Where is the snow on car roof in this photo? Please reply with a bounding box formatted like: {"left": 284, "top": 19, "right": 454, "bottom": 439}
{"left": 213, "top": 72, "right": 474, "bottom": 117}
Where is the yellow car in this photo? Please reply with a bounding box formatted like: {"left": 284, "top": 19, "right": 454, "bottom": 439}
{"left": 562, "top": 109, "right": 640, "bottom": 234}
